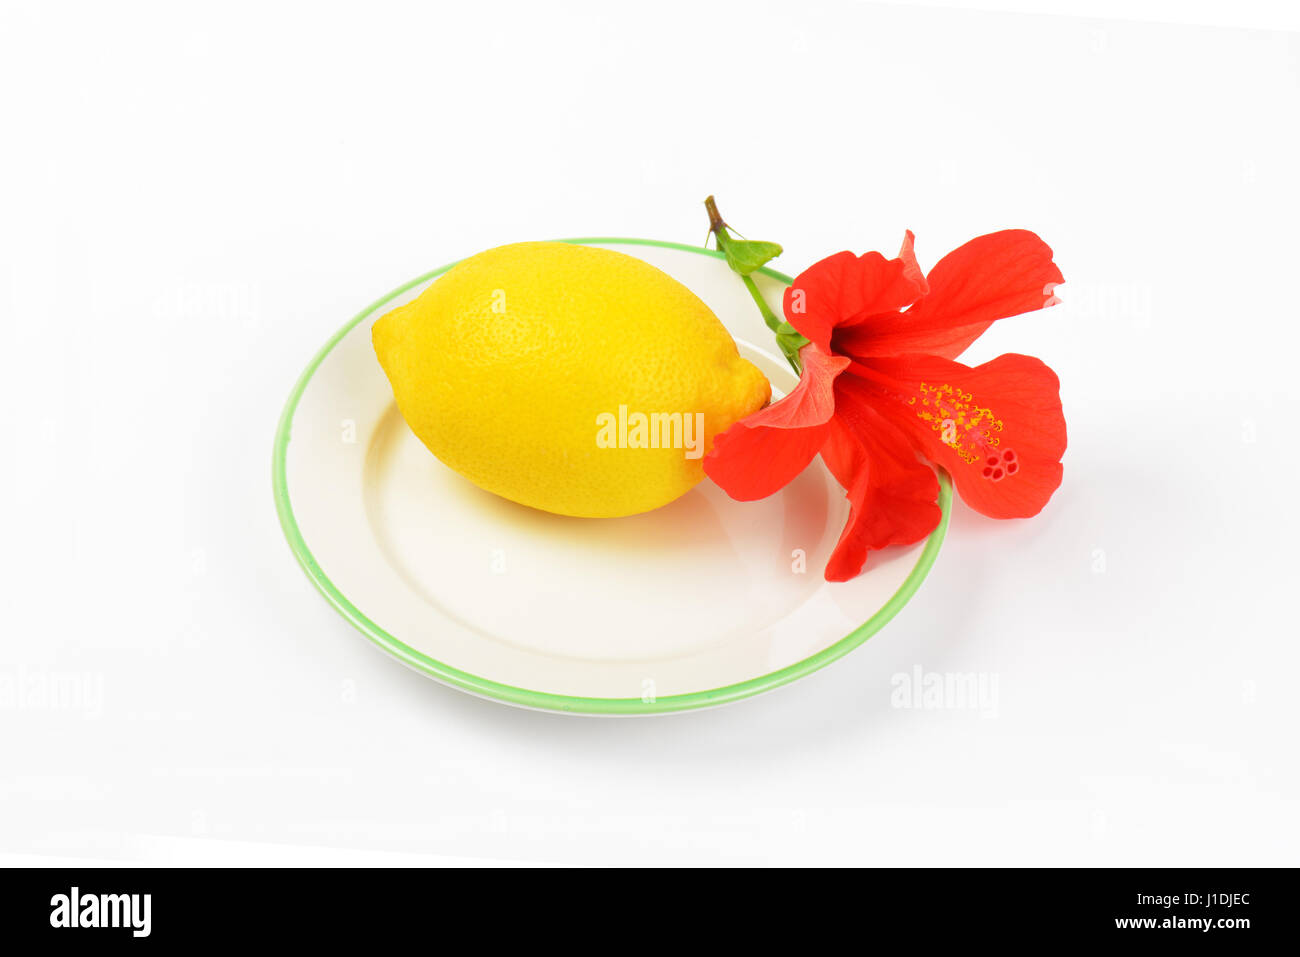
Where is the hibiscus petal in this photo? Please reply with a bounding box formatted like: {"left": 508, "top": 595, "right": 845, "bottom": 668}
{"left": 782, "top": 245, "right": 928, "bottom": 351}
{"left": 856, "top": 353, "right": 1066, "bottom": 519}
{"left": 703, "top": 344, "right": 849, "bottom": 501}
{"left": 820, "top": 381, "right": 942, "bottom": 582}
{"left": 840, "top": 229, "right": 1064, "bottom": 360}
{"left": 897, "top": 229, "right": 929, "bottom": 297}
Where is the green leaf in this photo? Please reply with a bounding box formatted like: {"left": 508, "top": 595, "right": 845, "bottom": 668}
{"left": 717, "top": 236, "right": 783, "bottom": 276}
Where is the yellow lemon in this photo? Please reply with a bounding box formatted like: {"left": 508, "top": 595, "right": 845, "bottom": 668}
{"left": 372, "top": 241, "right": 770, "bottom": 517}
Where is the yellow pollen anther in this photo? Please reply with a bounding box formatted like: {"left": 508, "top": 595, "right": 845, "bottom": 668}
{"left": 913, "top": 380, "right": 1004, "bottom": 465}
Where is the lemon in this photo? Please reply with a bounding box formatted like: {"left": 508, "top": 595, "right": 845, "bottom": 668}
{"left": 372, "top": 241, "right": 770, "bottom": 517}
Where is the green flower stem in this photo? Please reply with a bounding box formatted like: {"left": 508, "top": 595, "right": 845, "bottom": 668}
{"left": 704, "top": 195, "right": 805, "bottom": 376}
{"left": 739, "top": 271, "right": 783, "bottom": 336}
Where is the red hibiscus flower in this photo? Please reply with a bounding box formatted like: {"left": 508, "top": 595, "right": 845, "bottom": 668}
{"left": 704, "top": 229, "right": 1066, "bottom": 581}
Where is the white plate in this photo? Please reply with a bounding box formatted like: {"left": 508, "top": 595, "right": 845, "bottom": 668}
{"left": 273, "top": 238, "right": 950, "bottom": 714}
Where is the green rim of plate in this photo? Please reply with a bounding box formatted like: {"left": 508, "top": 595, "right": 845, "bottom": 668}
{"left": 272, "top": 237, "right": 952, "bottom": 715}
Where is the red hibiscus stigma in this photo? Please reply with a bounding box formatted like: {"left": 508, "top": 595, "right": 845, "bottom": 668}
{"left": 703, "top": 229, "right": 1067, "bottom": 582}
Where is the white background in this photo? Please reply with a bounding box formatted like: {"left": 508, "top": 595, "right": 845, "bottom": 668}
{"left": 2, "top": 0, "right": 1298, "bottom": 866}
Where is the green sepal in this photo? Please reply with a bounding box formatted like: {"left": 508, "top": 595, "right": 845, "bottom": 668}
{"left": 774, "top": 322, "right": 809, "bottom": 374}
{"left": 717, "top": 235, "right": 784, "bottom": 276}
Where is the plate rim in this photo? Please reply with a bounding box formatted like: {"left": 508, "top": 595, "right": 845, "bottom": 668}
{"left": 272, "top": 237, "right": 952, "bottom": 715}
